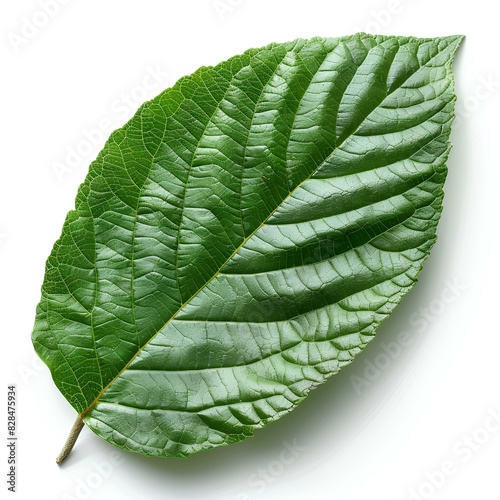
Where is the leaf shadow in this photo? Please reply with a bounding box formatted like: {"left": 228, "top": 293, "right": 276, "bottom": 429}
{"left": 86, "top": 247, "right": 456, "bottom": 497}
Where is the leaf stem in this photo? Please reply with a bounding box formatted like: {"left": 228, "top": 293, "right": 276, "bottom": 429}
{"left": 56, "top": 415, "right": 84, "bottom": 465}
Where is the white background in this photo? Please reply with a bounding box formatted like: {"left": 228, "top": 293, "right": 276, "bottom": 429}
{"left": 1, "top": 1, "right": 498, "bottom": 499}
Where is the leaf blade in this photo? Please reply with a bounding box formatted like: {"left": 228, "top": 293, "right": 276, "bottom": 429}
{"left": 33, "top": 34, "right": 463, "bottom": 458}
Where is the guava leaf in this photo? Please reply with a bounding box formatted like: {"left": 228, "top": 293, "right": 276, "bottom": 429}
{"left": 32, "top": 34, "right": 463, "bottom": 459}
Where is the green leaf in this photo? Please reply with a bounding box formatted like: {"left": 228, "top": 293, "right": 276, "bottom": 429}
{"left": 33, "top": 33, "right": 463, "bottom": 459}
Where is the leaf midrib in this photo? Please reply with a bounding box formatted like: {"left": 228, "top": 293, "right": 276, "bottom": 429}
{"left": 80, "top": 37, "right": 450, "bottom": 419}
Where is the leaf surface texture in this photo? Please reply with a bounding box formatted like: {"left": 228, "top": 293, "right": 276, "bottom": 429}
{"left": 32, "top": 34, "right": 463, "bottom": 458}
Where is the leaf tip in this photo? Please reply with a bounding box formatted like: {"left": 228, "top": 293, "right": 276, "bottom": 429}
{"left": 445, "top": 34, "right": 466, "bottom": 57}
